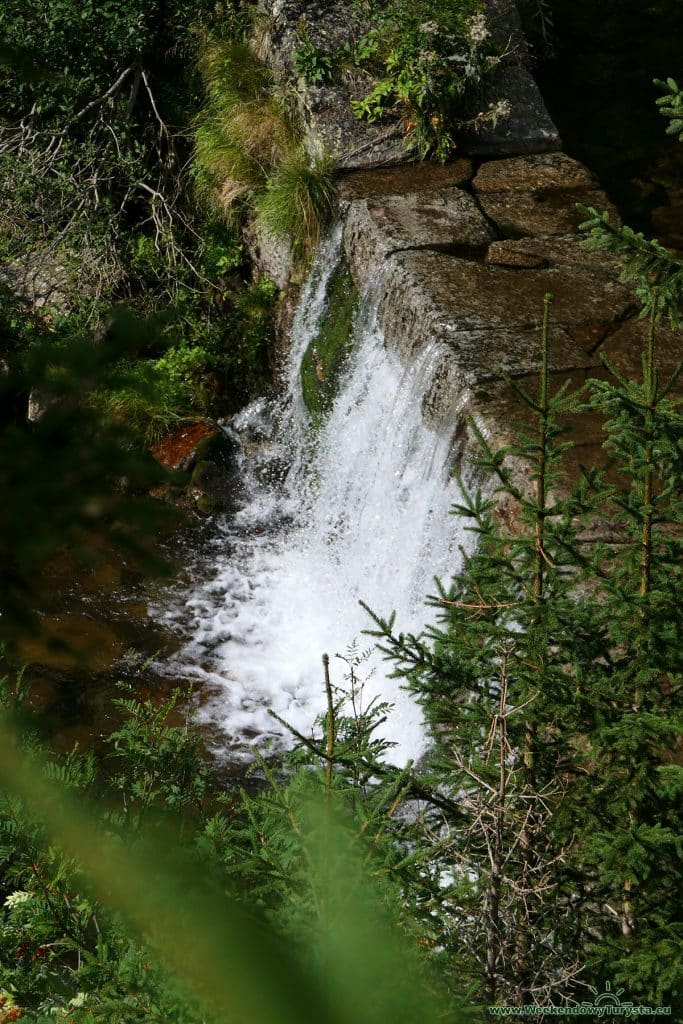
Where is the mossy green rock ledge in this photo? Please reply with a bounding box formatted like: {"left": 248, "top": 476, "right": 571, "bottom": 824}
{"left": 300, "top": 263, "right": 358, "bottom": 426}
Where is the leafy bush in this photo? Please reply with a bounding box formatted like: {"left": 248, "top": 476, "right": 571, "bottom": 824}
{"left": 293, "top": 24, "right": 335, "bottom": 85}
{"left": 94, "top": 358, "right": 188, "bottom": 446}
{"left": 655, "top": 75, "right": 683, "bottom": 141}
{"left": 0, "top": 673, "right": 462, "bottom": 1023}
{"left": 348, "top": 0, "right": 507, "bottom": 160}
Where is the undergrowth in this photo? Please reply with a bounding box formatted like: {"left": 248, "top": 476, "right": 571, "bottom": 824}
{"left": 292, "top": 0, "right": 510, "bottom": 161}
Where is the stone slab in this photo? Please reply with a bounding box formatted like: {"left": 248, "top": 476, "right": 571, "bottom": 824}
{"left": 473, "top": 154, "right": 620, "bottom": 236}
{"left": 381, "top": 248, "right": 633, "bottom": 347}
{"left": 464, "top": 369, "right": 613, "bottom": 492}
{"left": 343, "top": 188, "right": 494, "bottom": 272}
{"left": 483, "top": 235, "right": 635, "bottom": 351}
{"left": 475, "top": 153, "right": 596, "bottom": 193}
{"left": 336, "top": 160, "right": 473, "bottom": 204}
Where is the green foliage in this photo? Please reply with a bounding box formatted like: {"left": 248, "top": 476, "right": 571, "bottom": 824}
{"left": 0, "top": 0, "right": 211, "bottom": 293}
{"left": 569, "top": 315, "right": 682, "bottom": 1002}
{"left": 0, "top": 681, "right": 219, "bottom": 1021}
{"left": 655, "top": 76, "right": 683, "bottom": 141}
{"left": 255, "top": 149, "right": 336, "bottom": 260}
{"left": 348, "top": 0, "right": 505, "bottom": 161}
{"left": 0, "top": 310, "right": 176, "bottom": 636}
{"left": 193, "top": 39, "right": 287, "bottom": 206}
{"left": 0, "top": 285, "right": 46, "bottom": 357}
{"left": 94, "top": 358, "right": 186, "bottom": 448}
{"left": 193, "top": 36, "right": 336, "bottom": 259}
{"left": 0, "top": 0, "right": 280, "bottom": 433}
{"left": 0, "top": 0, "right": 206, "bottom": 118}
{"left": 0, "top": 672, "right": 462, "bottom": 1024}
{"left": 579, "top": 206, "right": 683, "bottom": 325}
{"left": 363, "top": 288, "right": 682, "bottom": 1006}
{"left": 364, "top": 298, "right": 593, "bottom": 1004}
{"left": 293, "top": 22, "right": 335, "bottom": 86}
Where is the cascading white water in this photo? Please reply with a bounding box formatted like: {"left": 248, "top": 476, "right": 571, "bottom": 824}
{"left": 155, "top": 228, "right": 473, "bottom": 765}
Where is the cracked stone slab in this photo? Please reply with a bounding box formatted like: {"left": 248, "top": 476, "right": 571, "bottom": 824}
{"left": 418, "top": 327, "right": 592, "bottom": 428}
{"left": 486, "top": 234, "right": 625, "bottom": 275}
{"left": 343, "top": 188, "right": 494, "bottom": 274}
{"left": 371, "top": 250, "right": 604, "bottom": 395}
{"left": 380, "top": 248, "right": 634, "bottom": 345}
{"left": 473, "top": 154, "right": 620, "bottom": 236}
{"left": 482, "top": 235, "right": 635, "bottom": 351}
{"left": 462, "top": 369, "right": 611, "bottom": 490}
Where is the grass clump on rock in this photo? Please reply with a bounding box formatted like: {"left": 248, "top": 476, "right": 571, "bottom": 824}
{"left": 194, "top": 35, "right": 336, "bottom": 261}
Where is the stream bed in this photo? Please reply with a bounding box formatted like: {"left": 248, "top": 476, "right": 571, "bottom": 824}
{"left": 10, "top": 0, "right": 681, "bottom": 764}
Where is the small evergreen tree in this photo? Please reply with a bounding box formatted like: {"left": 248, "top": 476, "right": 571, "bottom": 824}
{"left": 365, "top": 295, "right": 596, "bottom": 1006}
{"left": 364, "top": 278, "right": 681, "bottom": 1008}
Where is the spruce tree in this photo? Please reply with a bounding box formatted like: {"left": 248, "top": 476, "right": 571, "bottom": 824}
{"left": 566, "top": 306, "right": 683, "bottom": 1006}
{"left": 364, "top": 279, "right": 681, "bottom": 1008}
{"left": 364, "top": 295, "right": 598, "bottom": 1006}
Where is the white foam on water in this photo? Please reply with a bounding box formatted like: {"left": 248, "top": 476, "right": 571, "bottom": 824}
{"left": 153, "top": 229, "right": 472, "bottom": 765}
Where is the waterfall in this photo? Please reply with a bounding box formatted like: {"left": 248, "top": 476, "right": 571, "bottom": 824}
{"left": 156, "top": 228, "right": 473, "bottom": 766}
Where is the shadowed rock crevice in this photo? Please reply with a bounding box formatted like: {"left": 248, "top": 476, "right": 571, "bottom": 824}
{"left": 383, "top": 242, "right": 491, "bottom": 262}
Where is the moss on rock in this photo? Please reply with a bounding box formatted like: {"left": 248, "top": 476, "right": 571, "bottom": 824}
{"left": 300, "top": 263, "right": 358, "bottom": 426}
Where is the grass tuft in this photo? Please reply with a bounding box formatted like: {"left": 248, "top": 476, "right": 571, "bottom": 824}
{"left": 255, "top": 149, "right": 336, "bottom": 259}
{"left": 193, "top": 37, "right": 336, "bottom": 262}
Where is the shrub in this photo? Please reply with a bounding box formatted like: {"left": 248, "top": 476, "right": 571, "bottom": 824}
{"left": 348, "top": 0, "right": 506, "bottom": 160}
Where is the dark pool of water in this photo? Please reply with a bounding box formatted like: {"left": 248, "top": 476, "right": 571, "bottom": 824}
{"left": 0, "top": 518, "right": 204, "bottom": 757}
{"left": 535, "top": 0, "right": 683, "bottom": 248}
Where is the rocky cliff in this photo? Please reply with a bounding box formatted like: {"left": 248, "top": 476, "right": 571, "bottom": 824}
{"left": 252, "top": 0, "right": 682, "bottom": 483}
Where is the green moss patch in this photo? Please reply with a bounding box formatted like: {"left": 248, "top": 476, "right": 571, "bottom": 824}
{"left": 300, "top": 263, "right": 358, "bottom": 427}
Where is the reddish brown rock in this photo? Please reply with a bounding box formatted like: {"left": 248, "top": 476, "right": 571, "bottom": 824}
{"left": 150, "top": 423, "right": 216, "bottom": 472}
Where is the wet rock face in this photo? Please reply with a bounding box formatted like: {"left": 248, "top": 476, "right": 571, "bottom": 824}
{"left": 243, "top": 218, "right": 294, "bottom": 291}
{"left": 339, "top": 151, "right": 682, "bottom": 473}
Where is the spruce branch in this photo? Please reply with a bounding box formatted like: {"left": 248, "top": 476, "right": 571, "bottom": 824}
{"left": 654, "top": 76, "right": 683, "bottom": 142}
{"left": 578, "top": 205, "right": 683, "bottom": 325}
